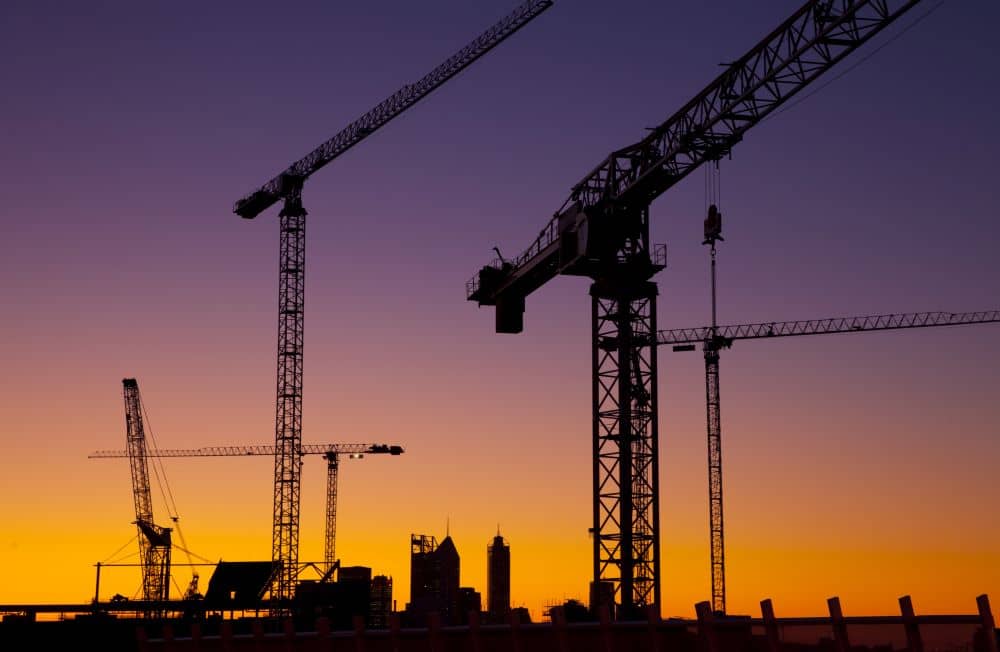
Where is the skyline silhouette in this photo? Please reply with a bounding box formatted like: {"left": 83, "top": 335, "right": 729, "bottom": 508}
{"left": 0, "top": 0, "right": 998, "bottom": 621}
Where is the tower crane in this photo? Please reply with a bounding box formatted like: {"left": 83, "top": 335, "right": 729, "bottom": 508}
{"left": 468, "top": 0, "right": 926, "bottom": 616}
{"left": 232, "top": 0, "right": 552, "bottom": 603}
{"left": 91, "top": 443, "right": 405, "bottom": 576}
{"left": 121, "top": 378, "right": 173, "bottom": 607}
{"left": 660, "top": 309, "right": 1000, "bottom": 614}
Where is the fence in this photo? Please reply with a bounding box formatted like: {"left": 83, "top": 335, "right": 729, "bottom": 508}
{"left": 137, "top": 594, "right": 998, "bottom": 652}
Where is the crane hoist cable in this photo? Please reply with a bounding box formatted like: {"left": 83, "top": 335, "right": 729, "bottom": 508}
{"left": 137, "top": 390, "right": 204, "bottom": 596}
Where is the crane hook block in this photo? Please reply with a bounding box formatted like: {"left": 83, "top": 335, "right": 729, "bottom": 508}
{"left": 703, "top": 204, "right": 723, "bottom": 245}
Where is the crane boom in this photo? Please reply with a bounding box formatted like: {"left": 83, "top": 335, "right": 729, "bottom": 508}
{"left": 122, "top": 379, "right": 172, "bottom": 607}
{"left": 90, "top": 442, "right": 404, "bottom": 578}
{"left": 233, "top": 0, "right": 551, "bottom": 605}
{"left": 659, "top": 310, "right": 1000, "bottom": 347}
{"left": 233, "top": 0, "right": 554, "bottom": 219}
{"left": 465, "top": 0, "right": 931, "bottom": 619}
{"left": 468, "top": 0, "right": 922, "bottom": 318}
{"left": 89, "top": 443, "right": 404, "bottom": 459}
{"left": 665, "top": 308, "right": 998, "bottom": 614}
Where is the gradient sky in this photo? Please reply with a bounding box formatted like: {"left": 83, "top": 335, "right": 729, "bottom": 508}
{"left": 1, "top": 0, "right": 998, "bottom": 622}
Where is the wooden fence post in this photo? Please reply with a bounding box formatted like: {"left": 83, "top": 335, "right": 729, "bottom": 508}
{"left": 827, "top": 597, "right": 850, "bottom": 652}
{"left": 163, "top": 623, "right": 176, "bottom": 652}
{"left": 220, "top": 620, "right": 234, "bottom": 652}
{"left": 315, "top": 617, "right": 331, "bottom": 652}
{"left": 428, "top": 611, "right": 443, "bottom": 652}
{"left": 190, "top": 622, "right": 202, "bottom": 652}
{"left": 977, "top": 595, "right": 998, "bottom": 652}
{"left": 899, "top": 595, "right": 923, "bottom": 652}
{"left": 353, "top": 615, "right": 367, "bottom": 652}
{"left": 509, "top": 606, "right": 523, "bottom": 652}
{"left": 761, "top": 599, "right": 781, "bottom": 652}
{"left": 551, "top": 606, "right": 570, "bottom": 652}
{"left": 468, "top": 610, "right": 484, "bottom": 652}
{"left": 251, "top": 619, "right": 265, "bottom": 652}
{"left": 645, "top": 604, "right": 662, "bottom": 652}
{"left": 283, "top": 618, "right": 296, "bottom": 652}
{"left": 389, "top": 612, "right": 402, "bottom": 652}
{"left": 598, "top": 604, "right": 615, "bottom": 652}
{"left": 696, "top": 601, "right": 718, "bottom": 652}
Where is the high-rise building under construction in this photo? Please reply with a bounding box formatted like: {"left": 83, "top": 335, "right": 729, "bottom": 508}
{"left": 407, "top": 534, "right": 460, "bottom": 625}
{"left": 370, "top": 575, "right": 392, "bottom": 629}
{"left": 487, "top": 530, "right": 510, "bottom": 622}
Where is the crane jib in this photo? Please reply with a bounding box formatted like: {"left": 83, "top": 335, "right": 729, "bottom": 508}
{"left": 232, "top": 0, "right": 554, "bottom": 220}
{"left": 468, "top": 0, "right": 925, "bottom": 317}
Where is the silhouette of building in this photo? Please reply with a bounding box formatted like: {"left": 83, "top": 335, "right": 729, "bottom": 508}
{"left": 370, "top": 575, "right": 392, "bottom": 629}
{"left": 487, "top": 530, "right": 510, "bottom": 622}
{"left": 589, "top": 580, "right": 616, "bottom": 620}
{"left": 407, "top": 533, "right": 461, "bottom": 625}
{"left": 458, "top": 587, "right": 482, "bottom": 621}
{"left": 338, "top": 566, "right": 372, "bottom": 627}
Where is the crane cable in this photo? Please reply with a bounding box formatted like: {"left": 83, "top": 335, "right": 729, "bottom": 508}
{"left": 137, "top": 388, "right": 202, "bottom": 592}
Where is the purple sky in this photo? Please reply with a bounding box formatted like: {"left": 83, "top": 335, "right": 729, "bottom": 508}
{"left": 1, "top": 0, "right": 998, "bottom": 615}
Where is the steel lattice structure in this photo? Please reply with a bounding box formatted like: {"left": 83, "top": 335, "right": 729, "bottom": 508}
{"left": 324, "top": 452, "right": 339, "bottom": 571}
{"left": 233, "top": 0, "right": 552, "bottom": 604}
{"left": 658, "top": 311, "right": 1000, "bottom": 346}
{"left": 271, "top": 193, "right": 307, "bottom": 601}
{"left": 232, "top": 0, "right": 553, "bottom": 220}
{"left": 122, "top": 379, "right": 172, "bottom": 607}
{"left": 662, "top": 309, "right": 998, "bottom": 614}
{"left": 90, "top": 444, "right": 403, "bottom": 578}
{"left": 704, "top": 347, "right": 724, "bottom": 613}
{"left": 468, "top": 0, "right": 925, "bottom": 616}
{"left": 89, "top": 443, "right": 403, "bottom": 458}
{"left": 592, "top": 284, "right": 661, "bottom": 613}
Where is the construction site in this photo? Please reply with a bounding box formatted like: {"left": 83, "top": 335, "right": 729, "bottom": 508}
{"left": 1, "top": 0, "right": 998, "bottom": 651}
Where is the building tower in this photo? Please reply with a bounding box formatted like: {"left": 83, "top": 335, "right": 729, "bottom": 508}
{"left": 487, "top": 530, "right": 510, "bottom": 622}
{"left": 371, "top": 575, "right": 393, "bottom": 629}
{"left": 408, "top": 534, "right": 461, "bottom": 625}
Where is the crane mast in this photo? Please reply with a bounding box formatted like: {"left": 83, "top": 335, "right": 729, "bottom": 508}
{"left": 324, "top": 452, "right": 339, "bottom": 571}
{"left": 233, "top": 0, "right": 552, "bottom": 604}
{"left": 662, "top": 309, "right": 999, "bottom": 614}
{"left": 122, "top": 378, "right": 172, "bottom": 606}
{"left": 469, "top": 0, "right": 925, "bottom": 617}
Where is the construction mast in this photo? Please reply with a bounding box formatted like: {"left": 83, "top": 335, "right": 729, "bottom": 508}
{"left": 469, "top": 0, "right": 925, "bottom": 617}
{"left": 122, "top": 378, "right": 172, "bottom": 606}
{"left": 661, "top": 309, "right": 1000, "bottom": 612}
{"left": 232, "top": 1, "right": 552, "bottom": 602}
{"left": 91, "top": 443, "right": 404, "bottom": 577}
{"left": 702, "top": 204, "right": 725, "bottom": 614}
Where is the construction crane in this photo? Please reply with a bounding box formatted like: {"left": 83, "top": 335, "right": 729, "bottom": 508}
{"left": 90, "top": 443, "right": 405, "bottom": 576}
{"left": 121, "top": 378, "right": 173, "bottom": 607}
{"left": 232, "top": 0, "right": 552, "bottom": 603}
{"left": 659, "top": 309, "right": 1000, "bottom": 613}
{"left": 468, "top": 0, "right": 925, "bottom": 617}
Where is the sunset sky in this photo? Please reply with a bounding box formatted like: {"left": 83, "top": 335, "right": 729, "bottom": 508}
{"left": 1, "top": 0, "right": 998, "bottom": 622}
